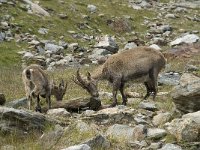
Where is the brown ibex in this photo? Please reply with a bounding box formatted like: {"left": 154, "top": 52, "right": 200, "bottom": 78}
{"left": 73, "top": 46, "right": 166, "bottom": 107}
{"left": 22, "top": 64, "right": 67, "bottom": 112}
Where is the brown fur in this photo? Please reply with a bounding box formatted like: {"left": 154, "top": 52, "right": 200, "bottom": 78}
{"left": 22, "top": 64, "right": 67, "bottom": 112}
{"left": 77, "top": 46, "right": 166, "bottom": 107}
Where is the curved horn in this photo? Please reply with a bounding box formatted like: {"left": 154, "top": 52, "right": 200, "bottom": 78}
{"left": 76, "top": 69, "right": 88, "bottom": 87}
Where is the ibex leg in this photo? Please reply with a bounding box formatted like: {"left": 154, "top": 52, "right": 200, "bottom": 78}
{"left": 144, "top": 82, "right": 151, "bottom": 100}
{"left": 35, "top": 95, "right": 41, "bottom": 112}
{"left": 119, "top": 82, "right": 127, "bottom": 105}
{"left": 110, "top": 79, "right": 121, "bottom": 107}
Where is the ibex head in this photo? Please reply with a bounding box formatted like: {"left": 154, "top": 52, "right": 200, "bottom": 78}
{"left": 51, "top": 79, "right": 68, "bottom": 101}
{"left": 73, "top": 69, "right": 99, "bottom": 98}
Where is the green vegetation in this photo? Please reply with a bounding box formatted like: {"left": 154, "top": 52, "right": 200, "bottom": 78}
{"left": 0, "top": 41, "right": 22, "bottom": 68}
{"left": 0, "top": 0, "right": 200, "bottom": 149}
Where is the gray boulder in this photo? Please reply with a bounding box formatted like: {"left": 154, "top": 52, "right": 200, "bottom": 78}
{"left": 165, "top": 118, "right": 200, "bottom": 142}
{"left": 39, "top": 125, "right": 64, "bottom": 150}
{"left": 47, "top": 108, "right": 71, "bottom": 118}
{"left": 6, "top": 97, "right": 27, "bottom": 108}
{"left": 139, "top": 101, "right": 157, "bottom": 111}
{"left": 123, "top": 42, "right": 137, "bottom": 50}
{"left": 83, "top": 134, "right": 110, "bottom": 149}
{"left": 152, "top": 112, "right": 172, "bottom": 126}
{"left": 170, "top": 34, "right": 199, "bottom": 46}
{"left": 182, "top": 111, "right": 200, "bottom": 124}
{"left": 94, "top": 35, "right": 119, "bottom": 53}
{"left": 38, "top": 28, "right": 49, "bottom": 35}
{"left": 158, "top": 143, "right": 182, "bottom": 150}
{"left": 45, "top": 43, "right": 64, "bottom": 54}
{"left": 171, "top": 73, "right": 200, "bottom": 113}
{"left": 147, "top": 128, "right": 167, "bottom": 140}
{"left": 88, "top": 48, "right": 111, "bottom": 63}
{"left": 106, "top": 124, "right": 146, "bottom": 141}
{"left": 0, "top": 107, "right": 56, "bottom": 135}
{"left": 158, "top": 72, "right": 180, "bottom": 86}
{"left": 0, "top": 32, "right": 6, "bottom": 42}
{"left": 87, "top": 5, "right": 97, "bottom": 13}
{"left": 83, "top": 106, "right": 135, "bottom": 124}
{"left": 106, "top": 124, "right": 134, "bottom": 140}
{"left": 61, "top": 144, "right": 91, "bottom": 150}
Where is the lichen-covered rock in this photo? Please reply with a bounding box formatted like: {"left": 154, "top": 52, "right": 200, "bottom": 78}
{"left": 106, "top": 124, "right": 134, "bottom": 140}
{"left": 39, "top": 125, "right": 64, "bottom": 150}
{"left": 171, "top": 73, "right": 200, "bottom": 113}
{"left": 165, "top": 118, "right": 200, "bottom": 142}
{"left": 83, "top": 106, "right": 135, "bottom": 124}
{"left": 147, "top": 128, "right": 167, "bottom": 140}
{"left": 158, "top": 143, "right": 182, "bottom": 150}
{"left": 152, "top": 112, "right": 172, "bottom": 126}
{"left": 0, "top": 107, "right": 56, "bottom": 135}
{"left": 83, "top": 134, "right": 110, "bottom": 149}
{"left": 47, "top": 108, "right": 71, "bottom": 118}
{"left": 61, "top": 144, "right": 91, "bottom": 150}
{"left": 182, "top": 111, "right": 200, "bottom": 124}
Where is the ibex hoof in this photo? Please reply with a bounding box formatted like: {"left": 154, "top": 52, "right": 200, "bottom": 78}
{"left": 122, "top": 102, "right": 127, "bottom": 106}
{"left": 35, "top": 107, "right": 42, "bottom": 113}
{"left": 109, "top": 103, "right": 117, "bottom": 107}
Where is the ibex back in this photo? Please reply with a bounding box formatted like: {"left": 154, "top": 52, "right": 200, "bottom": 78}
{"left": 74, "top": 46, "right": 166, "bottom": 107}
{"left": 22, "top": 64, "right": 67, "bottom": 112}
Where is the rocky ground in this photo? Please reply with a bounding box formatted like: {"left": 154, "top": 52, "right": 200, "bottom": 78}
{"left": 0, "top": 0, "right": 200, "bottom": 150}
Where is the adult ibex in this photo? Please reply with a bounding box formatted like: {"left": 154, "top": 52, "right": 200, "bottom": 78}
{"left": 73, "top": 46, "right": 166, "bottom": 107}
{"left": 22, "top": 64, "right": 67, "bottom": 112}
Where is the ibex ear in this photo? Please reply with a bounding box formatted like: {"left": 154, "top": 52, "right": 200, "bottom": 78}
{"left": 87, "top": 72, "right": 91, "bottom": 80}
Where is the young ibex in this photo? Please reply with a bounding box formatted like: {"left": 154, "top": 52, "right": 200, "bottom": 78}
{"left": 73, "top": 46, "right": 166, "bottom": 107}
{"left": 22, "top": 64, "right": 67, "bottom": 112}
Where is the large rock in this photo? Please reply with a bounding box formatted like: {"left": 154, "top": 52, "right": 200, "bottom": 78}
{"left": 61, "top": 144, "right": 91, "bottom": 150}
{"left": 106, "top": 124, "right": 134, "bottom": 140}
{"left": 6, "top": 97, "right": 27, "bottom": 108}
{"left": 21, "top": 0, "right": 50, "bottom": 16}
{"left": 165, "top": 118, "right": 200, "bottom": 142}
{"left": 158, "top": 72, "right": 180, "bottom": 86}
{"left": 147, "top": 128, "right": 167, "bottom": 140}
{"left": 152, "top": 112, "right": 172, "bottom": 126}
{"left": 106, "top": 124, "right": 146, "bottom": 141}
{"left": 158, "top": 143, "right": 182, "bottom": 150}
{"left": 88, "top": 48, "right": 111, "bottom": 63}
{"left": 83, "top": 134, "right": 110, "bottom": 149}
{"left": 47, "top": 108, "right": 71, "bottom": 118}
{"left": 170, "top": 34, "right": 199, "bottom": 46}
{"left": 0, "top": 107, "right": 56, "bottom": 135}
{"left": 182, "top": 111, "right": 200, "bottom": 124}
{"left": 87, "top": 4, "right": 97, "bottom": 13}
{"left": 139, "top": 101, "right": 157, "bottom": 111}
{"left": 39, "top": 125, "right": 64, "bottom": 150}
{"left": 171, "top": 73, "right": 200, "bottom": 113}
{"left": 83, "top": 106, "right": 135, "bottom": 124}
{"left": 94, "top": 35, "right": 119, "bottom": 53}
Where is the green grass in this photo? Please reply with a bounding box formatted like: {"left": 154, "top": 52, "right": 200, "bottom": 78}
{"left": 0, "top": 41, "right": 23, "bottom": 68}
{"left": 0, "top": 0, "right": 200, "bottom": 149}
{"left": 0, "top": 131, "right": 42, "bottom": 150}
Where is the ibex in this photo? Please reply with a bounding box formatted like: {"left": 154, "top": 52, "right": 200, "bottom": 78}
{"left": 73, "top": 46, "right": 166, "bottom": 107}
{"left": 22, "top": 64, "right": 67, "bottom": 112}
